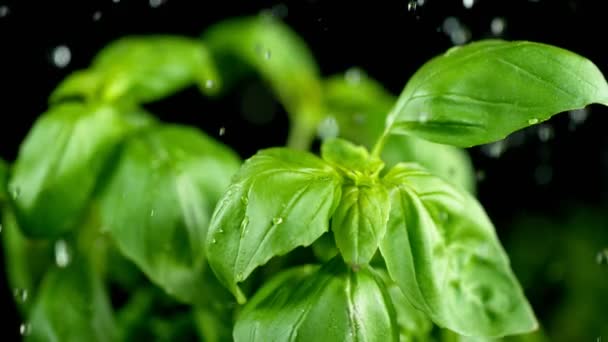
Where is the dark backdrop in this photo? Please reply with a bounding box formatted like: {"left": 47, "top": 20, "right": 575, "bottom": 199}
{"left": 1, "top": 0, "right": 607, "bottom": 339}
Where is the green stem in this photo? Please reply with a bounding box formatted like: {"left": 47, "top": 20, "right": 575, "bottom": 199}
{"left": 371, "top": 128, "right": 390, "bottom": 159}
{"left": 286, "top": 116, "right": 317, "bottom": 151}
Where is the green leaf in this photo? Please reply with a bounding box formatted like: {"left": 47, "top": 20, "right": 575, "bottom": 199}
{"left": 323, "top": 72, "right": 475, "bottom": 192}
{"left": 234, "top": 259, "right": 399, "bottom": 342}
{"left": 98, "top": 124, "right": 240, "bottom": 303}
{"left": 331, "top": 184, "right": 390, "bottom": 267}
{"left": 203, "top": 16, "right": 323, "bottom": 146}
{"left": 9, "top": 103, "right": 152, "bottom": 238}
{"left": 52, "top": 36, "right": 219, "bottom": 104}
{"left": 380, "top": 163, "right": 537, "bottom": 337}
{"left": 386, "top": 40, "right": 608, "bottom": 147}
{"left": 205, "top": 148, "right": 342, "bottom": 302}
{"left": 26, "top": 260, "right": 117, "bottom": 342}
{"left": 321, "top": 138, "right": 384, "bottom": 182}
{"left": 0, "top": 158, "right": 8, "bottom": 203}
{"left": 1, "top": 208, "right": 53, "bottom": 314}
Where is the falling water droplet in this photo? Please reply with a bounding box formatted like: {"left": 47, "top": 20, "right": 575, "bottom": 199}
{"left": 54, "top": 240, "right": 71, "bottom": 268}
{"left": 537, "top": 124, "right": 554, "bottom": 142}
{"left": 463, "top": 0, "right": 475, "bottom": 9}
{"left": 442, "top": 17, "right": 471, "bottom": 45}
{"left": 92, "top": 11, "right": 102, "bottom": 21}
{"left": 52, "top": 45, "right": 71, "bottom": 68}
{"left": 219, "top": 127, "right": 226, "bottom": 136}
{"left": 205, "top": 79, "right": 216, "bottom": 89}
{"left": 0, "top": 5, "right": 10, "bottom": 17}
{"left": 13, "top": 288, "right": 28, "bottom": 303}
{"left": 407, "top": 0, "right": 417, "bottom": 12}
{"left": 596, "top": 248, "right": 608, "bottom": 265}
{"left": 528, "top": 118, "right": 539, "bottom": 125}
{"left": 272, "top": 217, "right": 284, "bottom": 225}
{"left": 19, "top": 323, "right": 31, "bottom": 336}
{"left": 149, "top": 0, "right": 166, "bottom": 8}
{"left": 490, "top": 17, "right": 506, "bottom": 35}
{"left": 481, "top": 139, "right": 507, "bottom": 158}
{"left": 317, "top": 116, "right": 339, "bottom": 140}
{"left": 344, "top": 68, "right": 362, "bottom": 84}
{"left": 112, "top": 0, "right": 121, "bottom": 3}
{"left": 568, "top": 108, "right": 588, "bottom": 130}
{"left": 476, "top": 170, "right": 486, "bottom": 181}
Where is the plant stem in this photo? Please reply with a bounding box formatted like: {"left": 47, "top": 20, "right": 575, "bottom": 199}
{"left": 286, "top": 116, "right": 317, "bottom": 151}
{"left": 371, "top": 128, "right": 390, "bottom": 159}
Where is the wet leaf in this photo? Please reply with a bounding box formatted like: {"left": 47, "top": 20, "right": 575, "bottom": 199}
{"left": 380, "top": 163, "right": 537, "bottom": 337}
{"left": 98, "top": 125, "right": 240, "bottom": 304}
{"left": 386, "top": 40, "right": 608, "bottom": 147}
{"left": 205, "top": 148, "right": 342, "bottom": 302}
{"left": 9, "top": 103, "right": 153, "bottom": 238}
{"left": 234, "top": 259, "right": 399, "bottom": 342}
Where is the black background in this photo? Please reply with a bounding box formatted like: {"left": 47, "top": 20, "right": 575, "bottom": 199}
{"left": 1, "top": 0, "right": 608, "bottom": 339}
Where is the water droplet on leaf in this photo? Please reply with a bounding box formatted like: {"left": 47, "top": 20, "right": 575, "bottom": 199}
{"left": 150, "top": 210, "right": 155, "bottom": 217}
{"left": 54, "top": 239, "right": 71, "bottom": 268}
{"left": 13, "top": 288, "right": 28, "bottom": 303}
{"left": 272, "top": 217, "right": 283, "bottom": 225}
{"left": 11, "top": 186, "right": 21, "bottom": 199}
{"left": 205, "top": 79, "right": 216, "bottom": 89}
{"left": 52, "top": 45, "right": 71, "bottom": 68}
{"left": 528, "top": 118, "right": 539, "bottom": 125}
{"left": 20, "top": 323, "right": 31, "bottom": 336}
{"left": 596, "top": 248, "right": 608, "bottom": 264}
{"left": 211, "top": 238, "right": 217, "bottom": 244}
{"left": 418, "top": 112, "right": 429, "bottom": 123}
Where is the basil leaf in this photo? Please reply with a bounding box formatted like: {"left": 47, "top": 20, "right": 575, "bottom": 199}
{"left": 331, "top": 184, "right": 390, "bottom": 266}
{"left": 1, "top": 208, "right": 53, "bottom": 314}
{"left": 321, "top": 138, "right": 384, "bottom": 180}
{"left": 234, "top": 258, "right": 399, "bottom": 342}
{"left": 380, "top": 163, "right": 537, "bottom": 337}
{"left": 9, "top": 103, "right": 152, "bottom": 238}
{"left": 386, "top": 40, "right": 608, "bottom": 147}
{"left": 323, "top": 73, "right": 475, "bottom": 192}
{"left": 52, "top": 36, "right": 219, "bottom": 104}
{"left": 203, "top": 16, "right": 323, "bottom": 145}
{"left": 26, "top": 260, "right": 117, "bottom": 342}
{"left": 205, "top": 148, "right": 342, "bottom": 302}
{"left": 98, "top": 124, "right": 240, "bottom": 303}
{"left": 0, "top": 158, "right": 8, "bottom": 203}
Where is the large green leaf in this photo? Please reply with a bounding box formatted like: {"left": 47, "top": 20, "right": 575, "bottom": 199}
{"left": 51, "top": 36, "right": 219, "bottom": 104}
{"left": 98, "top": 124, "right": 240, "bottom": 304}
{"left": 386, "top": 40, "right": 608, "bottom": 147}
{"left": 323, "top": 73, "right": 475, "bottom": 192}
{"left": 25, "top": 260, "right": 117, "bottom": 342}
{"left": 9, "top": 103, "right": 152, "bottom": 238}
{"left": 234, "top": 259, "right": 399, "bottom": 342}
{"left": 380, "top": 163, "right": 537, "bottom": 337}
{"left": 203, "top": 16, "right": 323, "bottom": 147}
{"left": 205, "top": 148, "right": 342, "bottom": 302}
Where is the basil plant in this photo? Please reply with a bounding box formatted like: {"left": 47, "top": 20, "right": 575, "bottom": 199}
{"left": 2, "top": 13, "right": 607, "bottom": 342}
